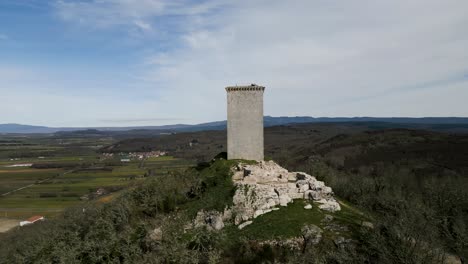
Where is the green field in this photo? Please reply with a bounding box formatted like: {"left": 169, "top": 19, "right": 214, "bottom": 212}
{"left": 0, "top": 135, "right": 194, "bottom": 219}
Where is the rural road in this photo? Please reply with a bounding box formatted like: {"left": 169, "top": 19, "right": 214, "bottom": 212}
{"left": 0, "top": 170, "right": 74, "bottom": 197}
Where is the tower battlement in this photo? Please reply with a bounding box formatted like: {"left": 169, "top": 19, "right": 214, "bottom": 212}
{"left": 226, "top": 84, "right": 265, "bottom": 161}
{"left": 226, "top": 84, "right": 265, "bottom": 92}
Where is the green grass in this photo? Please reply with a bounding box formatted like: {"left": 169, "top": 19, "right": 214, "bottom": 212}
{"left": 0, "top": 169, "right": 63, "bottom": 194}
{"left": 225, "top": 199, "right": 369, "bottom": 241}
{"left": 146, "top": 156, "right": 176, "bottom": 161}
{"left": 180, "top": 159, "right": 244, "bottom": 217}
{"left": 173, "top": 159, "right": 370, "bottom": 243}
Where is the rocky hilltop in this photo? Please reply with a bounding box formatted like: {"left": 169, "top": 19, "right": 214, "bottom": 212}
{"left": 232, "top": 161, "right": 340, "bottom": 227}
{"left": 193, "top": 160, "right": 341, "bottom": 231}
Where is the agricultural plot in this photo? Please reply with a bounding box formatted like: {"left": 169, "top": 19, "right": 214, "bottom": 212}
{"left": 0, "top": 168, "right": 63, "bottom": 194}
{"left": 0, "top": 135, "right": 194, "bottom": 220}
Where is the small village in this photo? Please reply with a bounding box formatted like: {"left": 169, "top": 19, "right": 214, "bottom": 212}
{"left": 101, "top": 150, "right": 167, "bottom": 162}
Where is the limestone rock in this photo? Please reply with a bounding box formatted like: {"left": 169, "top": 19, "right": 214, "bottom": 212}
{"left": 333, "top": 236, "right": 353, "bottom": 248}
{"left": 304, "top": 204, "right": 312, "bottom": 209}
{"left": 279, "top": 194, "right": 292, "bottom": 206}
{"left": 287, "top": 173, "right": 297, "bottom": 182}
{"left": 231, "top": 160, "right": 340, "bottom": 226}
{"left": 258, "top": 237, "right": 303, "bottom": 251}
{"left": 149, "top": 227, "right": 162, "bottom": 241}
{"left": 323, "top": 214, "right": 334, "bottom": 222}
{"left": 301, "top": 224, "right": 323, "bottom": 245}
{"left": 253, "top": 209, "right": 263, "bottom": 218}
{"left": 361, "top": 221, "right": 374, "bottom": 229}
{"left": 194, "top": 210, "right": 224, "bottom": 231}
{"left": 333, "top": 236, "right": 345, "bottom": 247}
{"left": 445, "top": 255, "right": 463, "bottom": 264}
{"left": 317, "top": 199, "right": 341, "bottom": 212}
{"left": 238, "top": 221, "right": 253, "bottom": 230}
{"left": 289, "top": 192, "right": 304, "bottom": 200}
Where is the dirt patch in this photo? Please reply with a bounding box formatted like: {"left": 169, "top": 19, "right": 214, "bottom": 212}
{"left": 98, "top": 193, "right": 116, "bottom": 203}
{"left": 0, "top": 218, "right": 18, "bottom": 233}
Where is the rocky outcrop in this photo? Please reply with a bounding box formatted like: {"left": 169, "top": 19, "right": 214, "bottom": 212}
{"left": 258, "top": 237, "right": 304, "bottom": 251}
{"left": 149, "top": 227, "right": 163, "bottom": 241}
{"left": 238, "top": 221, "right": 253, "bottom": 230}
{"left": 231, "top": 161, "right": 340, "bottom": 225}
{"left": 301, "top": 224, "right": 323, "bottom": 246}
{"left": 193, "top": 210, "right": 225, "bottom": 231}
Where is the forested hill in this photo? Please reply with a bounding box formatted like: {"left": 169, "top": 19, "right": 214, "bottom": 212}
{"left": 3, "top": 116, "right": 468, "bottom": 134}
{"left": 1, "top": 123, "right": 467, "bottom": 262}
{"left": 99, "top": 122, "right": 468, "bottom": 261}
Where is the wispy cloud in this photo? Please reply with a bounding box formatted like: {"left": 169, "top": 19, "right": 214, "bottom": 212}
{"left": 54, "top": 0, "right": 227, "bottom": 34}
{"left": 133, "top": 20, "right": 152, "bottom": 32}
{"left": 139, "top": 0, "right": 468, "bottom": 118}
{"left": 0, "top": 34, "right": 8, "bottom": 40}
{"left": 3, "top": 0, "right": 468, "bottom": 127}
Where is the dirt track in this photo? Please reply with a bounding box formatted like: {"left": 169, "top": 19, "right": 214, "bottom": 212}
{"left": 0, "top": 169, "right": 57, "bottom": 173}
{"left": 0, "top": 218, "right": 18, "bottom": 233}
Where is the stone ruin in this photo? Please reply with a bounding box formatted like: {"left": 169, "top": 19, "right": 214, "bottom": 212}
{"left": 230, "top": 160, "right": 341, "bottom": 228}
{"left": 190, "top": 160, "right": 341, "bottom": 231}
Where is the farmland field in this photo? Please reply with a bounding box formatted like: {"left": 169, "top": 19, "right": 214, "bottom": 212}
{"left": 0, "top": 134, "right": 194, "bottom": 223}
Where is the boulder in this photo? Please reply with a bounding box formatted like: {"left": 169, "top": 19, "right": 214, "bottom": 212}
{"left": 279, "top": 194, "right": 292, "bottom": 206}
{"left": 322, "top": 186, "right": 333, "bottom": 194}
{"left": 361, "top": 221, "right": 374, "bottom": 229}
{"left": 296, "top": 180, "right": 310, "bottom": 193}
{"left": 238, "top": 221, "right": 253, "bottom": 230}
{"left": 317, "top": 199, "right": 341, "bottom": 212}
{"left": 310, "top": 191, "right": 323, "bottom": 200}
{"left": 310, "top": 181, "right": 325, "bottom": 190}
{"left": 253, "top": 209, "right": 263, "bottom": 218}
{"left": 194, "top": 210, "right": 224, "bottom": 231}
{"left": 290, "top": 192, "right": 304, "bottom": 199}
{"left": 323, "top": 214, "right": 334, "bottom": 222}
{"left": 304, "top": 204, "right": 312, "bottom": 209}
{"left": 149, "top": 227, "right": 162, "bottom": 241}
{"left": 232, "top": 172, "right": 243, "bottom": 181}
{"left": 333, "top": 236, "right": 345, "bottom": 247}
{"left": 287, "top": 173, "right": 297, "bottom": 182}
{"left": 301, "top": 224, "right": 323, "bottom": 245}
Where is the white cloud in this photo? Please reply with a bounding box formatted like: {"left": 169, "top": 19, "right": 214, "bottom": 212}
{"left": 54, "top": 0, "right": 227, "bottom": 33}
{"left": 133, "top": 20, "right": 152, "bottom": 32}
{"left": 0, "top": 90, "right": 173, "bottom": 127}
{"left": 139, "top": 0, "right": 468, "bottom": 120}
{"left": 13, "top": 0, "right": 468, "bottom": 126}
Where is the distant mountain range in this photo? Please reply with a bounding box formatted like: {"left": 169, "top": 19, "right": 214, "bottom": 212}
{"left": 1, "top": 116, "right": 468, "bottom": 134}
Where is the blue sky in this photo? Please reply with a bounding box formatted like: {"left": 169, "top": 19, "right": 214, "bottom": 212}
{"left": 1, "top": 0, "right": 467, "bottom": 127}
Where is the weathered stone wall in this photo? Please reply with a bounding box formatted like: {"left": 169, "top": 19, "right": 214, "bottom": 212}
{"left": 226, "top": 85, "right": 265, "bottom": 161}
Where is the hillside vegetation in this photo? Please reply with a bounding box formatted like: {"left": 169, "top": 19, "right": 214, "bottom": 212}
{"left": 282, "top": 129, "right": 468, "bottom": 263}
{"left": 101, "top": 123, "right": 468, "bottom": 262}
{"left": 0, "top": 159, "right": 368, "bottom": 263}
{"left": 1, "top": 123, "right": 467, "bottom": 263}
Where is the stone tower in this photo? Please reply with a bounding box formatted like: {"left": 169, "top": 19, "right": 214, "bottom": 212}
{"left": 226, "top": 84, "right": 265, "bottom": 161}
